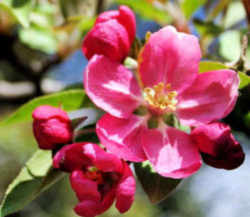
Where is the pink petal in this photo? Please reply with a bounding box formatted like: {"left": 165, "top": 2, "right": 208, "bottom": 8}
{"left": 96, "top": 113, "right": 147, "bottom": 162}
{"left": 70, "top": 170, "right": 101, "bottom": 202}
{"left": 95, "top": 6, "right": 136, "bottom": 44}
{"left": 32, "top": 105, "right": 69, "bottom": 121}
{"left": 84, "top": 55, "right": 141, "bottom": 118}
{"left": 138, "top": 26, "right": 201, "bottom": 92}
{"left": 191, "top": 122, "right": 231, "bottom": 155}
{"left": 101, "top": 186, "right": 117, "bottom": 213}
{"left": 74, "top": 200, "right": 103, "bottom": 217}
{"left": 83, "top": 143, "right": 123, "bottom": 173}
{"left": 177, "top": 70, "right": 239, "bottom": 126}
{"left": 116, "top": 162, "right": 136, "bottom": 213}
{"left": 53, "top": 143, "right": 92, "bottom": 172}
{"left": 117, "top": 6, "right": 136, "bottom": 44}
{"left": 82, "top": 19, "right": 130, "bottom": 62}
{"left": 142, "top": 127, "right": 202, "bottom": 178}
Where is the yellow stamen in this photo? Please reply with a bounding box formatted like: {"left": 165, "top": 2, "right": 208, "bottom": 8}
{"left": 143, "top": 83, "right": 178, "bottom": 112}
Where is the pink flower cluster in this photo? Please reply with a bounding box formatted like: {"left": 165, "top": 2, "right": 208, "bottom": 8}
{"left": 31, "top": 5, "right": 245, "bottom": 217}
{"left": 53, "top": 143, "right": 135, "bottom": 217}
{"left": 83, "top": 8, "right": 243, "bottom": 178}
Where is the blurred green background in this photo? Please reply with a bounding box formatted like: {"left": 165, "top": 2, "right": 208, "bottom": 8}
{"left": 0, "top": 0, "right": 250, "bottom": 217}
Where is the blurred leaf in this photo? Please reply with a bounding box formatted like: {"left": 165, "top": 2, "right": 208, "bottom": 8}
{"left": 19, "top": 26, "right": 58, "bottom": 54}
{"left": 0, "top": 89, "right": 87, "bottom": 126}
{"left": 219, "top": 31, "right": 241, "bottom": 62}
{"left": 0, "top": 150, "right": 65, "bottom": 217}
{"left": 78, "top": 17, "right": 95, "bottom": 34}
{"left": 116, "top": 0, "right": 172, "bottom": 25}
{"left": 224, "top": 2, "right": 246, "bottom": 28}
{"left": 199, "top": 61, "right": 249, "bottom": 89}
{"left": 207, "top": 0, "right": 230, "bottom": 21}
{"left": 199, "top": 61, "right": 227, "bottom": 73}
{"left": 0, "top": 0, "right": 32, "bottom": 27}
{"left": 181, "top": 0, "right": 206, "bottom": 19}
{"left": 134, "top": 161, "right": 181, "bottom": 204}
{"left": 238, "top": 71, "right": 250, "bottom": 89}
{"left": 194, "top": 19, "right": 223, "bottom": 36}
{"left": 244, "top": 112, "right": 250, "bottom": 129}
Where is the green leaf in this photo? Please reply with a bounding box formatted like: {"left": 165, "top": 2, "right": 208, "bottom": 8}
{"left": 199, "top": 61, "right": 228, "bottom": 73}
{"left": 224, "top": 2, "right": 246, "bottom": 28}
{"left": 244, "top": 112, "right": 250, "bottom": 129}
{"left": 181, "top": 0, "right": 205, "bottom": 19}
{"left": 134, "top": 161, "right": 181, "bottom": 204}
{"left": 238, "top": 71, "right": 250, "bottom": 89}
{"left": 0, "top": 89, "right": 86, "bottom": 126}
{"left": 116, "top": 0, "right": 172, "bottom": 25}
{"left": 0, "top": 0, "right": 33, "bottom": 27}
{"left": 219, "top": 30, "right": 241, "bottom": 62}
{"left": 19, "top": 26, "right": 58, "bottom": 54}
{"left": 199, "top": 61, "right": 250, "bottom": 89}
{"left": 0, "top": 150, "right": 65, "bottom": 217}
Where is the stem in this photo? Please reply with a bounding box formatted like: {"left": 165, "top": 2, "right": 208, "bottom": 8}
{"left": 242, "top": 0, "right": 250, "bottom": 27}
{"left": 96, "top": 0, "right": 105, "bottom": 14}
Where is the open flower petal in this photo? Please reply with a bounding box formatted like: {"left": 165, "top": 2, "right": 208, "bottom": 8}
{"left": 138, "top": 26, "right": 201, "bottom": 92}
{"left": 177, "top": 70, "right": 239, "bottom": 126}
{"left": 84, "top": 55, "right": 141, "bottom": 118}
{"left": 83, "top": 143, "right": 123, "bottom": 173}
{"left": 142, "top": 127, "right": 202, "bottom": 178}
{"left": 70, "top": 170, "right": 101, "bottom": 202}
{"left": 74, "top": 200, "right": 103, "bottom": 217}
{"left": 53, "top": 143, "right": 92, "bottom": 172}
{"left": 96, "top": 114, "right": 147, "bottom": 162}
{"left": 116, "top": 162, "right": 136, "bottom": 213}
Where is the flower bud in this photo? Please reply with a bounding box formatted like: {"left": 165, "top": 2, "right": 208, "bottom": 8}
{"left": 82, "top": 6, "right": 136, "bottom": 62}
{"left": 53, "top": 143, "right": 136, "bottom": 217}
{"left": 32, "top": 105, "right": 72, "bottom": 150}
{"left": 191, "top": 122, "right": 245, "bottom": 170}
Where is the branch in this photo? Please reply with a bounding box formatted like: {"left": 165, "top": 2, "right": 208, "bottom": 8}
{"left": 242, "top": 0, "right": 250, "bottom": 27}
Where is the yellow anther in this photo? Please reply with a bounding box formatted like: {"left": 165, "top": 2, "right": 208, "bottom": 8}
{"left": 143, "top": 83, "right": 178, "bottom": 112}
{"left": 145, "top": 31, "right": 152, "bottom": 43}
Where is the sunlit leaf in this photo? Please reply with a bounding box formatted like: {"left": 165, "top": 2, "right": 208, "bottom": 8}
{"left": 19, "top": 26, "right": 58, "bottom": 54}
{"left": 0, "top": 89, "right": 87, "bottom": 126}
{"left": 238, "top": 71, "right": 250, "bottom": 89}
{"left": 181, "top": 0, "right": 206, "bottom": 19}
{"left": 0, "top": 150, "right": 65, "bottom": 217}
{"left": 134, "top": 161, "right": 181, "bottom": 204}
{"left": 224, "top": 2, "right": 246, "bottom": 28}
{"left": 199, "top": 61, "right": 227, "bottom": 73}
{"left": 116, "top": 0, "right": 172, "bottom": 25}
{"left": 219, "top": 31, "right": 241, "bottom": 62}
{"left": 0, "top": 0, "right": 32, "bottom": 27}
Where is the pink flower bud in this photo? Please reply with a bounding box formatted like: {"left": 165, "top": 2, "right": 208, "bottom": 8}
{"left": 191, "top": 122, "right": 245, "bottom": 170}
{"left": 32, "top": 105, "right": 72, "bottom": 150}
{"left": 82, "top": 6, "right": 136, "bottom": 62}
{"left": 53, "top": 143, "right": 136, "bottom": 217}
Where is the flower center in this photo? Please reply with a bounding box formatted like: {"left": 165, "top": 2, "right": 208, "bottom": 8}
{"left": 143, "top": 83, "right": 178, "bottom": 112}
{"left": 85, "top": 166, "right": 103, "bottom": 184}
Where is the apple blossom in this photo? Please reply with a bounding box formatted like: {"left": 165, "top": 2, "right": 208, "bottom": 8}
{"left": 84, "top": 26, "right": 239, "bottom": 179}
{"left": 53, "top": 143, "right": 136, "bottom": 217}
{"left": 32, "top": 105, "right": 72, "bottom": 150}
{"left": 82, "top": 6, "right": 136, "bottom": 62}
{"left": 191, "top": 122, "right": 245, "bottom": 170}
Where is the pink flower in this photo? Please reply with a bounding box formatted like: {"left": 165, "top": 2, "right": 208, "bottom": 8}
{"left": 82, "top": 6, "right": 136, "bottom": 62}
{"left": 191, "top": 122, "right": 245, "bottom": 170}
{"left": 32, "top": 105, "right": 72, "bottom": 150}
{"left": 53, "top": 143, "right": 136, "bottom": 217}
{"left": 84, "top": 26, "right": 239, "bottom": 178}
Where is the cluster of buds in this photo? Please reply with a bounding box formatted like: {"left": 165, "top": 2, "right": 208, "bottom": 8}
{"left": 32, "top": 105, "right": 135, "bottom": 217}
{"left": 31, "top": 5, "right": 245, "bottom": 217}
